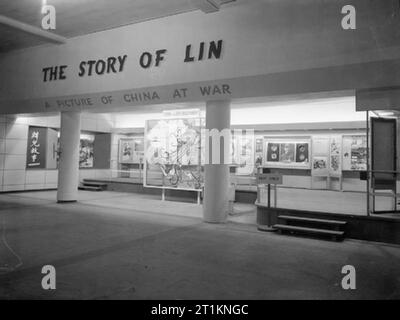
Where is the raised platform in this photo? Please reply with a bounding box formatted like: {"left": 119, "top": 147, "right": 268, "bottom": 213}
{"left": 83, "top": 178, "right": 258, "bottom": 204}
{"left": 256, "top": 202, "right": 400, "bottom": 245}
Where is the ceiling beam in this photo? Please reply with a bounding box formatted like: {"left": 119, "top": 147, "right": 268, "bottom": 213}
{"left": 0, "top": 15, "right": 67, "bottom": 44}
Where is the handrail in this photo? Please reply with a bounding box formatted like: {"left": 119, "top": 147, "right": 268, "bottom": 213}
{"left": 366, "top": 170, "right": 399, "bottom": 174}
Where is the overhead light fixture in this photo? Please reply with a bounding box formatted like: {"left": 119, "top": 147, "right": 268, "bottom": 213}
{"left": 378, "top": 111, "right": 395, "bottom": 117}
{"left": 191, "top": 0, "right": 220, "bottom": 13}
{"left": 191, "top": 0, "right": 236, "bottom": 13}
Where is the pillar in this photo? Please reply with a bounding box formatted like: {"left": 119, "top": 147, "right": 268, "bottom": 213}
{"left": 57, "top": 111, "right": 81, "bottom": 202}
{"left": 203, "top": 100, "right": 231, "bottom": 223}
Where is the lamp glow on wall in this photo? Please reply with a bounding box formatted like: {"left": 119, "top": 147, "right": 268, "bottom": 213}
{"left": 230, "top": 96, "right": 364, "bottom": 125}
{"left": 114, "top": 96, "right": 364, "bottom": 128}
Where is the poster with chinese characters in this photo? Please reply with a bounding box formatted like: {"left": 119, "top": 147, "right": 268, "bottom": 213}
{"left": 26, "top": 126, "right": 47, "bottom": 169}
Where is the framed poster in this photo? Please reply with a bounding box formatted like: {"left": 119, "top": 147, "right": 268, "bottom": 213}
{"left": 295, "top": 143, "right": 309, "bottom": 163}
{"left": 312, "top": 156, "right": 329, "bottom": 176}
{"left": 79, "top": 134, "right": 95, "bottom": 168}
{"left": 119, "top": 138, "right": 144, "bottom": 164}
{"left": 119, "top": 139, "right": 134, "bottom": 163}
{"left": 264, "top": 137, "right": 311, "bottom": 169}
{"left": 26, "top": 126, "right": 47, "bottom": 169}
{"left": 342, "top": 135, "right": 367, "bottom": 171}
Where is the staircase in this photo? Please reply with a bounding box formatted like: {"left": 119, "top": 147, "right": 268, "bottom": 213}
{"left": 78, "top": 180, "right": 107, "bottom": 191}
{"left": 273, "top": 215, "right": 347, "bottom": 241}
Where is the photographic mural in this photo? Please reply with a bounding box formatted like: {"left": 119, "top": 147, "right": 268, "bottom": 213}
{"left": 145, "top": 118, "right": 204, "bottom": 190}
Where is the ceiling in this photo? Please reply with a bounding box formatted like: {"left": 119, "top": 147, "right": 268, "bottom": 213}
{"left": 0, "top": 0, "right": 236, "bottom": 53}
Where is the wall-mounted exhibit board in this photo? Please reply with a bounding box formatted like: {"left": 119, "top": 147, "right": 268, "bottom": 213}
{"left": 79, "top": 133, "right": 95, "bottom": 168}
{"left": 110, "top": 121, "right": 368, "bottom": 192}
{"left": 259, "top": 133, "right": 367, "bottom": 191}
{"left": 342, "top": 135, "right": 367, "bottom": 171}
{"left": 26, "top": 129, "right": 111, "bottom": 170}
{"left": 144, "top": 117, "right": 204, "bottom": 191}
{"left": 119, "top": 138, "right": 144, "bottom": 164}
{"left": 311, "top": 136, "right": 330, "bottom": 189}
{"left": 264, "top": 137, "right": 311, "bottom": 169}
{"left": 26, "top": 126, "right": 58, "bottom": 170}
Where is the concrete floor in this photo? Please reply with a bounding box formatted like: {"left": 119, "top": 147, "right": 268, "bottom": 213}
{"left": 0, "top": 190, "right": 400, "bottom": 299}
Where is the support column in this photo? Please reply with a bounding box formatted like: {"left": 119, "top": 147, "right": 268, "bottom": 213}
{"left": 203, "top": 100, "right": 231, "bottom": 223}
{"left": 57, "top": 111, "right": 81, "bottom": 202}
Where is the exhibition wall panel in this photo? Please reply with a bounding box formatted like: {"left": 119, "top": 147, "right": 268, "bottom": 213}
{"left": 0, "top": 113, "right": 115, "bottom": 192}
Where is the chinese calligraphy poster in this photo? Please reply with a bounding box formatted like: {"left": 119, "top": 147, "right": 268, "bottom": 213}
{"left": 26, "top": 126, "right": 47, "bottom": 169}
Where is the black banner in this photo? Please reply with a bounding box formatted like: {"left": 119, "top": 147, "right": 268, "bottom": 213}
{"left": 26, "top": 126, "right": 47, "bottom": 169}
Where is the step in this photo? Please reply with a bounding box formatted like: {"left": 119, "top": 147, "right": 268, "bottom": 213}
{"left": 82, "top": 181, "right": 108, "bottom": 187}
{"left": 273, "top": 224, "right": 344, "bottom": 238}
{"left": 78, "top": 185, "right": 102, "bottom": 191}
{"left": 278, "top": 215, "right": 347, "bottom": 226}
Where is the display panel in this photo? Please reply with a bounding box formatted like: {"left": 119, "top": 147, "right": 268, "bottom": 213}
{"left": 119, "top": 138, "right": 144, "bottom": 164}
{"left": 264, "top": 137, "right": 311, "bottom": 169}
{"left": 342, "top": 135, "right": 367, "bottom": 171}
{"left": 255, "top": 137, "right": 264, "bottom": 167}
{"left": 312, "top": 156, "right": 328, "bottom": 176}
{"left": 26, "top": 126, "right": 47, "bottom": 169}
{"left": 79, "top": 134, "right": 95, "bottom": 168}
{"left": 144, "top": 118, "right": 204, "bottom": 190}
{"left": 329, "top": 135, "right": 342, "bottom": 176}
